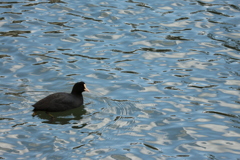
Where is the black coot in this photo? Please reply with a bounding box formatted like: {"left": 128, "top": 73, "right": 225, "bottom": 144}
{"left": 32, "top": 82, "right": 90, "bottom": 114}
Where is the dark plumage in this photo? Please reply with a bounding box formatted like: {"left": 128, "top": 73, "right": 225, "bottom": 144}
{"left": 32, "top": 82, "right": 89, "bottom": 113}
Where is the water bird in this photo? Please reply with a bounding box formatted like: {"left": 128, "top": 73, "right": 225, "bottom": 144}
{"left": 32, "top": 82, "right": 90, "bottom": 118}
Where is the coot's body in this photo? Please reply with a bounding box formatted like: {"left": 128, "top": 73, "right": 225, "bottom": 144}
{"left": 32, "top": 82, "right": 89, "bottom": 113}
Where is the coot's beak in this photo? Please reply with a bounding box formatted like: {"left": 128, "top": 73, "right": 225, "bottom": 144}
{"left": 84, "top": 84, "right": 90, "bottom": 92}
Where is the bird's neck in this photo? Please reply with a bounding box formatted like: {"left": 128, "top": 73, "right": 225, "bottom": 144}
{"left": 71, "top": 91, "right": 83, "bottom": 96}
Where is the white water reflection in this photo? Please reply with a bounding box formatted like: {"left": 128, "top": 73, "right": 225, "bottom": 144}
{"left": 178, "top": 140, "right": 240, "bottom": 154}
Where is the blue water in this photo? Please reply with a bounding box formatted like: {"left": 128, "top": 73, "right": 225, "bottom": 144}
{"left": 1, "top": 0, "right": 240, "bottom": 159}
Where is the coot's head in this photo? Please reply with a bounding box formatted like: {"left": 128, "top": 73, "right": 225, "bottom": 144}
{"left": 71, "top": 82, "right": 90, "bottom": 95}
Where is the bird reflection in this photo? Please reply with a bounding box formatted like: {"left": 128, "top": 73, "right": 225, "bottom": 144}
{"left": 33, "top": 105, "right": 87, "bottom": 125}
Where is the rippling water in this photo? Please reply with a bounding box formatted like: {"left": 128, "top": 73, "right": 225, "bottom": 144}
{"left": 1, "top": 0, "right": 240, "bottom": 159}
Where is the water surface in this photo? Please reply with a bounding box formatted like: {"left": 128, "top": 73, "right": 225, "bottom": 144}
{"left": 1, "top": 0, "right": 240, "bottom": 159}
